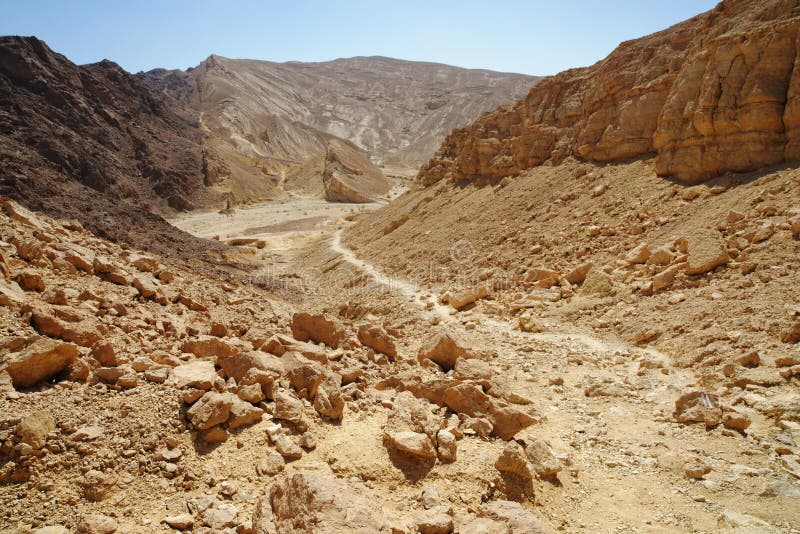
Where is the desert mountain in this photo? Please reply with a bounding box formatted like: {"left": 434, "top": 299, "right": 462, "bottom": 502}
{"left": 418, "top": 0, "right": 800, "bottom": 186}
{"left": 144, "top": 55, "right": 537, "bottom": 202}
{"left": 0, "top": 36, "right": 234, "bottom": 260}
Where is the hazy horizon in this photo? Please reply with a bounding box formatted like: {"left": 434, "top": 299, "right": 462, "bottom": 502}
{"left": 1, "top": 0, "right": 718, "bottom": 76}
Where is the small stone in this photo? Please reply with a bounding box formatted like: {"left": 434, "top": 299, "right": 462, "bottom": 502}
{"left": 163, "top": 513, "right": 194, "bottom": 530}
{"left": 684, "top": 458, "right": 711, "bottom": 479}
{"left": 256, "top": 450, "right": 285, "bottom": 476}
{"left": 274, "top": 434, "right": 303, "bottom": 460}
{"left": 77, "top": 513, "right": 117, "bottom": 534}
{"left": 71, "top": 425, "right": 104, "bottom": 441}
{"left": 299, "top": 432, "right": 317, "bottom": 450}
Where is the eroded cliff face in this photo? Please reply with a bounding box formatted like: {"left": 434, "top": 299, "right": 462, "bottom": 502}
{"left": 419, "top": 0, "right": 800, "bottom": 186}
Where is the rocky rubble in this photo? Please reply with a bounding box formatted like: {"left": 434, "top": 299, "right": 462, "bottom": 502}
{"left": 1, "top": 198, "right": 564, "bottom": 531}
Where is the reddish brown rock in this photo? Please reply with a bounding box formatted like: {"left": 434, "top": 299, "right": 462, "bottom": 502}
{"left": 417, "top": 1, "right": 800, "bottom": 186}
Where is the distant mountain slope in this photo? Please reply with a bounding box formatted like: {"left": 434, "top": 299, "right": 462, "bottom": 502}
{"left": 143, "top": 55, "right": 537, "bottom": 202}
{"left": 418, "top": 0, "right": 800, "bottom": 186}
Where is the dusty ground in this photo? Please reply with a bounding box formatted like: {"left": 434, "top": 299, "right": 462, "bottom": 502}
{"left": 2, "top": 156, "right": 800, "bottom": 533}
{"left": 169, "top": 172, "right": 800, "bottom": 533}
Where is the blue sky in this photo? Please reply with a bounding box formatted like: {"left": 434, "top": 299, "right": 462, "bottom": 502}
{"left": 1, "top": 1, "right": 718, "bottom": 75}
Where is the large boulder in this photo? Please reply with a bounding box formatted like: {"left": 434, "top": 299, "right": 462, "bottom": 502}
{"left": 218, "top": 351, "right": 283, "bottom": 383}
{"left": 1, "top": 336, "right": 78, "bottom": 387}
{"left": 418, "top": 330, "right": 471, "bottom": 371}
{"left": 187, "top": 391, "right": 234, "bottom": 430}
{"left": 168, "top": 360, "right": 219, "bottom": 391}
{"left": 357, "top": 324, "right": 397, "bottom": 359}
{"left": 256, "top": 468, "right": 390, "bottom": 533}
{"left": 291, "top": 313, "right": 346, "bottom": 349}
{"left": 685, "top": 230, "right": 728, "bottom": 275}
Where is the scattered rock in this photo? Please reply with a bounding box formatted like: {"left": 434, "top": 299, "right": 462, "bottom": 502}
{"left": 418, "top": 330, "right": 471, "bottom": 371}
{"left": 187, "top": 391, "right": 234, "bottom": 430}
{"left": 16, "top": 410, "right": 55, "bottom": 449}
{"left": 2, "top": 337, "right": 78, "bottom": 387}
{"left": 291, "top": 312, "right": 345, "bottom": 348}
{"left": 685, "top": 230, "right": 728, "bottom": 275}
{"left": 357, "top": 324, "right": 398, "bottom": 358}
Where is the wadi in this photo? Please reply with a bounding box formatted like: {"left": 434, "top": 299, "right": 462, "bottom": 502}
{"left": 1, "top": 0, "right": 800, "bottom": 532}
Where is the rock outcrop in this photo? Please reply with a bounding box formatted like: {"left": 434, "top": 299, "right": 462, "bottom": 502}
{"left": 286, "top": 140, "right": 391, "bottom": 202}
{"left": 418, "top": 0, "right": 800, "bottom": 186}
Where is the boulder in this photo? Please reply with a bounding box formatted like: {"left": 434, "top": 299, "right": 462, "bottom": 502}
{"left": 274, "top": 434, "right": 303, "bottom": 460}
{"left": 2, "top": 337, "right": 78, "bottom": 387}
{"left": 625, "top": 243, "right": 651, "bottom": 265}
{"left": 76, "top": 514, "right": 117, "bottom": 534}
{"left": 60, "top": 244, "right": 95, "bottom": 274}
{"left": 262, "top": 334, "right": 329, "bottom": 363}
{"left": 448, "top": 286, "right": 489, "bottom": 310}
{"left": 273, "top": 389, "right": 306, "bottom": 428}
{"left": 418, "top": 330, "right": 471, "bottom": 371}
{"left": 685, "top": 230, "right": 728, "bottom": 275}
{"left": 291, "top": 312, "right": 346, "bottom": 348}
{"left": 580, "top": 268, "right": 617, "bottom": 296}
{"left": 673, "top": 391, "right": 722, "bottom": 428}
{"left": 168, "top": 360, "right": 218, "bottom": 391}
{"left": 28, "top": 307, "right": 101, "bottom": 347}
{"left": 15, "top": 270, "right": 45, "bottom": 291}
{"left": 415, "top": 507, "right": 454, "bottom": 534}
{"left": 16, "top": 410, "right": 55, "bottom": 449}
{"left": 436, "top": 429, "right": 457, "bottom": 462}
{"left": 181, "top": 336, "right": 238, "bottom": 359}
{"left": 228, "top": 398, "right": 264, "bottom": 429}
{"left": 261, "top": 468, "right": 390, "bottom": 533}
{"left": 479, "top": 501, "right": 548, "bottom": 533}
{"left": 163, "top": 514, "right": 193, "bottom": 531}
{"left": 652, "top": 263, "right": 684, "bottom": 292}
{"left": 0, "top": 280, "right": 25, "bottom": 307}
{"left": 564, "top": 262, "right": 592, "bottom": 285}
{"left": 313, "top": 384, "right": 345, "bottom": 420}
{"left": 495, "top": 442, "right": 534, "bottom": 479}
{"left": 526, "top": 268, "right": 560, "bottom": 288}
{"left": 385, "top": 430, "right": 437, "bottom": 460}
{"left": 357, "top": 324, "right": 398, "bottom": 358}
{"left": 441, "top": 382, "right": 536, "bottom": 440}
{"left": 90, "top": 342, "right": 124, "bottom": 367}
{"left": 218, "top": 350, "right": 283, "bottom": 383}
{"left": 523, "top": 438, "right": 561, "bottom": 478}
{"left": 187, "top": 391, "right": 234, "bottom": 430}
{"left": 132, "top": 276, "right": 158, "bottom": 299}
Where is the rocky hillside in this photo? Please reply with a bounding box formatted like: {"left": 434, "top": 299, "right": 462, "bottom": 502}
{"left": 0, "top": 36, "right": 246, "bottom": 262}
{"left": 0, "top": 36, "right": 209, "bottom": 211}
{"left": 418, "top": 0, "right": 800, "bottom": 186}
{"left": 144, "top": 55, "right": 537, "bottom": 201}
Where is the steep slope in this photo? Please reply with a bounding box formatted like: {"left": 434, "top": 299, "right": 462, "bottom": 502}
{"left": 419, "top": 0, "right": 800, "bottom": 186}
{"left": 0, "top": 36, "right": 208, "bottom": 211}
{"left": 0, "top": 36, "right": 244, "bottom": 261}
{"left": 341, "top": 0, "right": 800, "bottom": 428}
{"left": 143, "top": 55, "right": 537, "bottom": 201}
